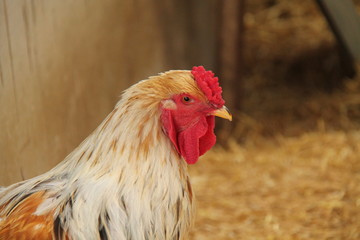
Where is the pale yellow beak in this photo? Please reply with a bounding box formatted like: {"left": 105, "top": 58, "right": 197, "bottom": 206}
{"left": 212, "top": 106, "right": 232, "bottom": 121}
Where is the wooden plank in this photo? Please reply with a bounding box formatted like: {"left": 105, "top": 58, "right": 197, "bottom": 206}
{"left": 0, "top": 0, "right": 217, "bottom": 185}
{"left": 317, "top": 0, "right": 360, "bottom": 61}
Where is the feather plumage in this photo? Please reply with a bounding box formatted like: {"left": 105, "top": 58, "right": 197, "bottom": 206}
{"left": 0, "top": 68, "right": 230, "bottom": 239}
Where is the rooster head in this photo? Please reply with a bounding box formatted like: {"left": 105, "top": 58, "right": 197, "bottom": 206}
{"left": 159, "top": 66, "right": 232, "bottom": 164}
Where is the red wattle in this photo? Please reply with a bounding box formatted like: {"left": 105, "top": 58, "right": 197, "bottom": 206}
{"left": 198, "top": 116, "right": 216, "bottom": 156}
{"left": 161, "top": 109, "right": 180, "bottom": 153}
{"left": 161, "top": 109, "right": 216, "bottom": 164}
{"left": 178, "top": 116, "right": 216, "bottom": 164}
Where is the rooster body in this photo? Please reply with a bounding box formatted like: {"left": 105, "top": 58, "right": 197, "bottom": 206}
{"left": 0, "top": 67, "right": 231, "bottom": 239}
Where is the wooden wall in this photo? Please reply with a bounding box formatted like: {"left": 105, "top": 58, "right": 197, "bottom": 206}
{"left": 0, "top": 0, "right": 217, "bottom": 185}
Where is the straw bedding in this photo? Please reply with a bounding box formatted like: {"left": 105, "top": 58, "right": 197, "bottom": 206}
{"left": 189, "top": 130, "right": 360, "bottom": 239}
{"left": 189, "top": 0, "right": 360, "bottom": 239}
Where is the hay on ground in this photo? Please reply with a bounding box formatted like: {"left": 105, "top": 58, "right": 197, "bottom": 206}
{"left": 189, "top": 0, "right": 360, "bottom": 239}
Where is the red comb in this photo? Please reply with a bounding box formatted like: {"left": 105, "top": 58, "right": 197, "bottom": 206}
{"left": 191, "top": 66, "right": 225, "bottom": 107}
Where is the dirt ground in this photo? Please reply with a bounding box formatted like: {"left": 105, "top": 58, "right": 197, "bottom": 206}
{"left": 189, "top": 0, "right": 360, "bottom": 239}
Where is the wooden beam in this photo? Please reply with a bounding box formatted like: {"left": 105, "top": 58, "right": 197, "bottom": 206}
{"left": 317, "top": 0, "right": 360, "bottom": 77}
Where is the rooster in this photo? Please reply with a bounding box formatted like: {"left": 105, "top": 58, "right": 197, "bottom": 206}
{"left": 0, "top": 66, "right": 231, "bottom": 240}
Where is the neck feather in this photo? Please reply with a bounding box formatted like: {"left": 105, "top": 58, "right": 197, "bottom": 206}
{"left": 56, "top": 82, "right": 187, "bottom": 180}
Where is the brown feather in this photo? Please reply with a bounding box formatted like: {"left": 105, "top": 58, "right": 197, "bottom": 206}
{"left": 0, "top": 191, "right": 58, "bottom": 240}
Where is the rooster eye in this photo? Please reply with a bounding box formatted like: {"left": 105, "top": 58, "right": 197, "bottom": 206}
{"left": 183, "top": 96, "right": 190, "bottom": 102}
{"left": 181, "top": 95, "right": 194, "bottom": 104}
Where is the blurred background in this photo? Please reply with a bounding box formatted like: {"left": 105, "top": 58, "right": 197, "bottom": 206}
{"left": 1, "top": 0, "right": 360, "bottom": 238}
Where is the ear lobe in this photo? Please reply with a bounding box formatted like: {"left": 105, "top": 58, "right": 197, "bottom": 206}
{"left": 161, "top": 99, "right": 177, "bottom": 110}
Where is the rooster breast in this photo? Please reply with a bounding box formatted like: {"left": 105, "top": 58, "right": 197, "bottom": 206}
{"left": 0, "top": 163, "right": 193, "bottom": 240}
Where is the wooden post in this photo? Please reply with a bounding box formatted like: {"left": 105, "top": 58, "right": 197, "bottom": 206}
{"left": 316, "top": 0, "right": 360, "bottom": 78}
{"left": 216, "top": 0, "right": 245, "bottom": 141}
{"left": 217, "top": 0, "right": 245, "bottom": 112}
